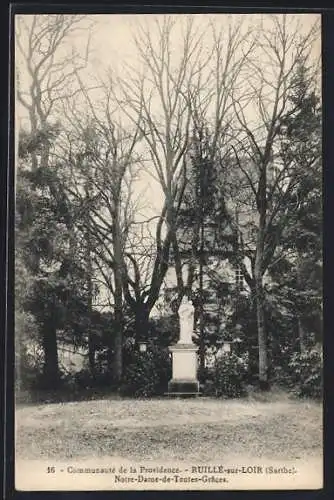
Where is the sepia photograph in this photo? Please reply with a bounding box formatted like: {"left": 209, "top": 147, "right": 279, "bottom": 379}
{"left": 14, "top": 11, "right": 323, "bottom": 491}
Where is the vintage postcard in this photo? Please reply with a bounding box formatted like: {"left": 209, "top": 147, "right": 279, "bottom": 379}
{"left": 14, "top": 11, "right": 323, "bottom": 491}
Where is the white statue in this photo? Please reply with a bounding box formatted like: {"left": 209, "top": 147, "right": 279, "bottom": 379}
{"left": 178, "top": 296, "right": 195, "bottom": 344}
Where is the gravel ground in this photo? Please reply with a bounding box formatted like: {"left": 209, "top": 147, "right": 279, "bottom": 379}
{"left": 15, "top": 394, "right": 322, "bottom": 463}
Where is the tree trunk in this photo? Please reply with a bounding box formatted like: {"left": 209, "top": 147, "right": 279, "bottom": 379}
{"left": 198, "top": 159, "right": 207, "bottom": 372}
{"left": 254, "top": 267, "right": 269, "bottom": 390}
{"left": 256, "top": 283, "right": 269, "bottom": 390}
{"left": 86, "top": 256, "right": 96, "bottom": 378}
{"left": 88, "top": 332, "right": 96, "bottom": 379}
{"left": 254, "top": 227, "right": 269, "bottom": 390}
{"left": 135, "top": 303, "right": 150, "bottom": 342}
{"left": 199, "top": 244, "right": 205, "bottom": 371}
{"left": 254, "top": 158, "right": 270, "bottom": 390}
{"left": 42, "top": 324, "right": 59, "bottom": 389}
{"left": 112, "top": 310, "right": 123, "bottom": 385}
{"left": 106, "top": 339, "right": 114, "bottom": 378}
{"left": 112, "top": 270, "right": 123, "bottom": 385}
{"left": 199, "top": 327, "right": 206, "bottom": 371}
{"left": 112, "top": 212, "right": 124, "bottom": 386}
{"left": 85, "top": 181, "right": 95, "bottom": 378}
{"left": 296, "top": 254, "right": 306, "bottom": 354}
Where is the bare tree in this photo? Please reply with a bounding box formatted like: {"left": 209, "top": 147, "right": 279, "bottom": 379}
{"left": 228, "top": 14, "right": 320, "bottom": 388}
{"left": 61, "top": 79, "right": 143, "bottom": 383}
{"left": 114, "top": 16, "right": 246, "bottom": 327}
{"left": 16, "top": 15, "right": 92, "bottom": 129}
{"left": 114, "top": 17, "right": 208, "bottom": 306}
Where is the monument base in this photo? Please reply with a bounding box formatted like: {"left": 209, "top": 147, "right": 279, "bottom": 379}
{"left": 167, "top": 379, "right": 200, "bottom": 397}
{"left": 167, "top": 343, "right": 200, "bottom": 397}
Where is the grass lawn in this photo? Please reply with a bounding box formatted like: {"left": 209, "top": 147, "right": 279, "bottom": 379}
{"left": 15, "top": 390, "right": 322, "bottom": 463}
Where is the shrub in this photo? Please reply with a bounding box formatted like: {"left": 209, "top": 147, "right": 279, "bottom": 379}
{"left": 15, "top": 308, "right": 42, "bottom": 392}
{"left": 201, "top": 379, "right": 216, "bottom": 397}
{"left": 287, "top": 345, "right": 323, "bottom": 399}
{"left": 121, "top": 344, "right": 172, "bottom": 397}
{"left": 16, "top": 343, "right": 44, "bottom": 393}
{"left": 197, "top": 365, "right": 214, "bottom": 385}
{"left": 72, "top": 367, "right": 113, "bottom": 390}
{"left": 213, "top": 352, "right": 249, "bottom": 398}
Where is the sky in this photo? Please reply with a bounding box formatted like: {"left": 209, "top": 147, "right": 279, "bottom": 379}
{"left": 14, "top": 12, "right": 322, "bottom": 225}
{"left": 15, "top": 13, "right": 321, "bottom": 128}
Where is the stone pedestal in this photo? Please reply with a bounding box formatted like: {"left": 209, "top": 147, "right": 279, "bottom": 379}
{"left": 167, "top": 295, "right": 199, "bottom": 397}
{"left": 168, "top": 343, "right": 199, "bottom": 396}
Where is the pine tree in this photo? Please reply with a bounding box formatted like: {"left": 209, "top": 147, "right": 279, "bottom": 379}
{"left": 268, "top": 60, "right": 322, "bottom": 356}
